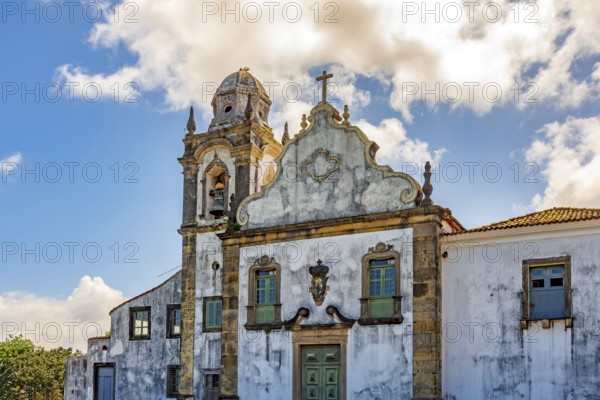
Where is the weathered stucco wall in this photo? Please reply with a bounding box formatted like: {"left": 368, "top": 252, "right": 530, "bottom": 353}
{"left": 237, "top": 229, "right": 414, "bottom": 399}
{"left": 442, "top": 224, "right": 600, "bottom": 399}
{"left": 64, "top": 356, "right": 87, "bottom": 400}
{"left": 238, "top": 104, "right": 419, "bottom": 229}
{"left": 194, "top": 231, "right": 224, "bottom": 398}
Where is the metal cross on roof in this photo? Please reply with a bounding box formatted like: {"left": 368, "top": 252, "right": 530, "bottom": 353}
{"left": 316, "top": 70, "right": 333, "bottom": 103}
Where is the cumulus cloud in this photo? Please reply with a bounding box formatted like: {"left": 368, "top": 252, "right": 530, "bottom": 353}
{"left": 0, "top": 276, "right": 126, "bottom": 351}
{"left": 55, "top": 0, "right": 600, "bottom": 122}
{"left": 355, "top": 117, "right": 445, "bottom": 165}
{"left": 524, "top": 116, "right": 600, "bottom": 210}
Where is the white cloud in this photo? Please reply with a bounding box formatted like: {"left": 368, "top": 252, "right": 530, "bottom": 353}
{"left": 355, "top": 117, "right": 445, "bottom": 165}
{"left": 55, "top": 0, "right": 600, "bottom": 122}
{"left": 0, "top": 276, "right": 126, "bottom": 351}
{"left": 524, "top": 116, "right": 600, "bottom": 210}
{"left": 1, "top": 152, "right": 23, "bottom": 184}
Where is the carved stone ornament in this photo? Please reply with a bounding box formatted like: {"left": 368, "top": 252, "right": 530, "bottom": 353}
{"left": 253, "top": 255, "right": 275, "bottom": 267}
{"left": 368, "top": 242, "right": 394, "bottom": 253}
{"left": 309, "top": 260, "right": 330, "bottom": 306}
{"left": 301, "top": 148, "right": 341, "bottom": 183}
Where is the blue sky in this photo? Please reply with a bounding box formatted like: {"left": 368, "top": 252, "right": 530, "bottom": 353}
{"left": 1, "top": 0, "right": 599, "bottom": 348}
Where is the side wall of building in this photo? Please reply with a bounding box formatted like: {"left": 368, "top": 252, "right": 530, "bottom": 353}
{"left": 442, "top": 224, "right": 600, "bottom": 400}
{"left": 71, "top": 272, "right": 182, "bottom": 400}
{"left": 64, "top": 356, "right": 87, "bottom": 400}
{"left": 194, "top": 231, "right": 224, "bottom": 399}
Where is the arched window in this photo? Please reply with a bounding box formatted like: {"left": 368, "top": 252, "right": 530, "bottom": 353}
{"left": 245, "top": 256, "right": 282, "bottom": 330}
{"left": 359, "top": 243, "right": 403, "bottom": 325}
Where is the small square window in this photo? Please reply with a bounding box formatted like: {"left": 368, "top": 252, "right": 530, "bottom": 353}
{"left": 129, "top": 307, "right": 151, "bottom": 340}
{"left": 167, "top": 305, "right": 181, "bottom": 339}
{"left": 166, "top": 365, "right": 180, "bottom": 398}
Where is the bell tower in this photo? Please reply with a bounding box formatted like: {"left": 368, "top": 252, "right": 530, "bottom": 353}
{"left": 176, "top": 68, "right": 283, "bottom": 399}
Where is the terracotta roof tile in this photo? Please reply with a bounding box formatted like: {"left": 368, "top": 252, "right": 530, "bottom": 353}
{"left": 450, "top": 207, "right": 600, "bottom": 235}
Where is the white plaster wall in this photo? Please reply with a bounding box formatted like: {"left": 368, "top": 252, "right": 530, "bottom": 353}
{"left": 194, "top": 231, "right": 224, "bottom": 399}
{"left": 237, "top": 229, "right": 414, "bottom": 399}
{"left": 442, "top": 225, "right": 600, "bottom": 399}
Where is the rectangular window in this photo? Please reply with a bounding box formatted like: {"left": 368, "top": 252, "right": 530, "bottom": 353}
{"left": 204, "top": 373, "right": 220, "bottom": 400}
{"left": 205, "top": 299, "right": 222, "bottom": 330}
{"left": 167, "top": 305, "right": 181, "bottom": 338}
{"left": 166, "top": 365, "right": 180, "bottom": 398}
{"left": 129, "top": 307, "right": 151, "bottom": 340}
{"left": 529, "top": 266, "right": 566, "bottom": 319}
{"left": 256, "top": 270, "right": 276, "bottom": 324}
{"left": 368, "top": 258, "right": 395, "bottom": 318}
{"left": 522, "top": 256, "right": 572, "bottom": 328}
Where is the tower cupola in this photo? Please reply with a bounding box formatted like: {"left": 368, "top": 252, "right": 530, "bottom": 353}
{"left": 209, "top": 67, "right": 272, "bottom": 131}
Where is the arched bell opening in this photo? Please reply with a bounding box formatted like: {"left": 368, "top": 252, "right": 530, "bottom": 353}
{"left": 201, "top": 158, "right": 230, "bottom": 221}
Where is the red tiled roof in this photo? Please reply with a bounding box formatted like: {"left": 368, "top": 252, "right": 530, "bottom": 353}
{"left": 450, "top": 207, "right": 600, "bottom": 234}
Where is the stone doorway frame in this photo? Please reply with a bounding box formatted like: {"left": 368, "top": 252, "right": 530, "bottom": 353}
{"left": 291, "top": 327, "right": 348, "bottom": 400}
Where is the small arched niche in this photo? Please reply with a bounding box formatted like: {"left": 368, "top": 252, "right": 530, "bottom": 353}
{"left": 202, "top": 157, "right": 230, "bottom": 220}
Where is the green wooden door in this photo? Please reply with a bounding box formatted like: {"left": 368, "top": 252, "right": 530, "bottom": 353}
{"left": 302, "top": 345, "right": 340, "bottom": 400}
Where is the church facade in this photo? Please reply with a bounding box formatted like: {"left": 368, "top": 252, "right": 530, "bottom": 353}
{"left": 65, "top": 69, "right": 600, "bottom": 400}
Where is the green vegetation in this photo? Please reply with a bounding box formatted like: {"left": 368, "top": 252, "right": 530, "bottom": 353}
{"left": 0, "top": 336, "right": 81, "bottom": 400}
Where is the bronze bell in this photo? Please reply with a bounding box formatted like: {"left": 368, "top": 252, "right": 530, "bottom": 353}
{"left": 209, "top": 189, "right": 225, "bottom": 217}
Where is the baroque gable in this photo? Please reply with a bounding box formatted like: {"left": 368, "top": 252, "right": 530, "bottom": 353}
{"left": 237, "top": 102, "right": 422, "bottom": 229}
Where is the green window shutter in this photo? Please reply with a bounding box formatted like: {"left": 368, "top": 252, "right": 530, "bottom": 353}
{"left": 368, "top": 297, "right": 394, "bottom": 318}
{"left": 205, "top": 299, "right": 222, "bottom": 328}
{"left": 368, "top": 258, "right": 396, "bottom": 318}
{"left": 255, "top": 270, "right": 277, "bottom": 324}
{"left": 256, "top": 304, "right": 275, "bottom": 324}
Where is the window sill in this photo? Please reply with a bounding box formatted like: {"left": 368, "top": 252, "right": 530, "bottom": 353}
{"left": 244, "top": 322, "right": 282, "bottom": 331}
{"left": 129, "top": 336, "right": 151, "bottom": 341}
{"left": 520, "top": 317, "right": 573, "bottom": 330}
{"left": 357, "top": 316, "right": 404, "bottom": 325}
{"left": 202, "top": 327, "right": 222, "bottom": 333}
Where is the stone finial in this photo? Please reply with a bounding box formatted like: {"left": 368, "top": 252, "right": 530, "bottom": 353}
{"left": 421, "top": 161, "right": 434, "bottom": 207}
{"left": 342, "top": 105, "right": 350, "bottom": 125}
{"left": 245, "top": 93, "right": 254, "bottom": 120}
{"left": 300, "top": 114, "right": 308, "bottom": 130}
{"left": 282, "top": 122, "right": 290, "bottom": 145}
{"left": 186, "top": 106, "right": 196, "bottom": 134}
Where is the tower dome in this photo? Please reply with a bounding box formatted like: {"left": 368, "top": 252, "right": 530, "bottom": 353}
{"left": 209, "top": 68, "right": 272, "bottom": 131}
